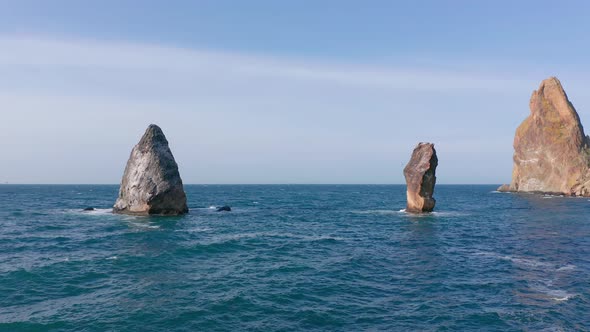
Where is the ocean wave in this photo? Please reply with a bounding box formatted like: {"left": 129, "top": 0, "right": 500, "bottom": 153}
{"left": 351, "top": 209, "right": 404, "bottom": 215}
{"left": 125, "top": 221, "right": 160, "bottom": 229}
{"left": 473, "top": 252, "right": 554, "bottom": 269}
{"left": 556, "top": 264, "right": 576, "bottom": 272}
{"left": 207, "top": 232, "right": 345, "bottom": 245}
{"left": 532, "top": 283, "right": 577, "bottom": 302}
{"left": 175, "top": 227, "right": 213, "bottom": 233}
{"left": 64, "top": 208, "right": 113, "bottom": 215}
{"left": 351, "top": 209, "right": 469, "bottom": 217}
{"left": 474, "top": 252, "right": 577, "bottom": 274}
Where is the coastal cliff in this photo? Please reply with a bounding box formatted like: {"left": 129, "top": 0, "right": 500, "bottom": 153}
{"left": 113, "top": 124, "right": 188, "bottom": 215}
{"left": 499, "top": 77, "right": 590, "bottom": 196}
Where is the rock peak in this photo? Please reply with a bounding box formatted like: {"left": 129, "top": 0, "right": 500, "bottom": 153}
{"left": 113, "top": 124, "right": 188, "bottom": 215}
{"left": 138, "top": 124, "right": 169, "bottom": 148}
{"left": 530, "top": 76, "right": 580, "bottom": 126}
{"left": 507, "top": 77, "right": 590, "bottom": 195}
{"left": 540, "top": 76, "right": 561, "bottom": 87}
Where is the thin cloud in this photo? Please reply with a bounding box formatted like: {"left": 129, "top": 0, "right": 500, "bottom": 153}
{"left": 0, "top": 35, "right": 538, "bottom": 184}
{"left": 0, "top": 36, "right": 528, "bottom": 92}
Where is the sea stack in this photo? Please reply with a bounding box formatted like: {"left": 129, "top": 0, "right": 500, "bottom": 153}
{"left": 403, "top": 142, "right": 438, "bottom": 213}
{"left": 499, "top": 77, "right": 590, "bottom": 196}
{"left": 113, "top": 124, "right": 188, "bottom": 215}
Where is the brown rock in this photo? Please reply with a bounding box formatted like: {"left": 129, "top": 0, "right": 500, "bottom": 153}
{"left": 113, "top": 124, "right": 188, "bottom": 215}
{"left": 403, "top": 142, "right": 438, "bottom": 213}
{"left": 497, "top": 184, "right": 511, "bottom": 192}
{"left": 508, "top": 77, "right": 590, "bottom": 196}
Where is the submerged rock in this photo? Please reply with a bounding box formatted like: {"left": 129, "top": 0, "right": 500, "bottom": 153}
{"left": 403, "top": 142, "right": 438, "bottom": 213}
{"left": 216, "top": 205, "right": 231, "bottom": 212}
{"left": 83, "top": 207, "right": 95, "bottom": 211}
{"left": 113, "top": 124, "right": 188, "bottom": 215}
{"left": 507, "top": 77, "right": 590, "bottom": 196}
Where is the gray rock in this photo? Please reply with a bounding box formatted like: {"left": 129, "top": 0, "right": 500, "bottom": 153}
{"left": 113, "top": 124, "right": 188, "bottom": 216}
{"left": 216, "top": 205, "right": 231, "bottom": 212}
{"left": 403, "top": 142, "right": 438, "bottom": 213}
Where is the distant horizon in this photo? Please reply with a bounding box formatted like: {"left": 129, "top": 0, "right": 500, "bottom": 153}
{"left": 0, "top": 183, "right": 503, "bottom": 186}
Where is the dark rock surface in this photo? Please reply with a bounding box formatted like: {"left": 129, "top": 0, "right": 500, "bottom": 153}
{"left": 216, "top": 206, "right": 231, "bottom": 212}
{"left": 113, "top": 124, "right": 188, "bottom": 215}
{"left": 403, "top": 143, "right": 438, "bottom": 213}
{"left": 83, "top": 207, "right": 95, "bottom": 211}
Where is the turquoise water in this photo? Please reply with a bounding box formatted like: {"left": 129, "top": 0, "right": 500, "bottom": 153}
{"left": 0, "top": 185, "right": 588, "bottom": 331}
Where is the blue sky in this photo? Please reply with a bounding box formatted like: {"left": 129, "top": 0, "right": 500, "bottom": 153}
{"left": 2, "top": 1, "right": 590, "bottom": 184}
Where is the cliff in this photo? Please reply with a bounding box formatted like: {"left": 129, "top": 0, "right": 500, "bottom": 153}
{"left": 500, "top": 77, "right": 590, "bottom": 196}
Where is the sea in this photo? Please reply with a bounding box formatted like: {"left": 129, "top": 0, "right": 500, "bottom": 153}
{"left": 0, "top": 184, "right": 588, "bottom": 331}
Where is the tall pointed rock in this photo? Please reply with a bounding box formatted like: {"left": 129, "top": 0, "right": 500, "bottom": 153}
{"left": 404, "top": 142, "right": 438, "bottom": 213}
{"left": 113, "top": 124, "right": 188, "bottom": 215}
{"left": 502, "top": 77, "right": 590, "bottom": 195}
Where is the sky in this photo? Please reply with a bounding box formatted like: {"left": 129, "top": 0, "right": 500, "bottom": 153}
{"left": 2, "top": 0, "right": 590, "bottom": 184}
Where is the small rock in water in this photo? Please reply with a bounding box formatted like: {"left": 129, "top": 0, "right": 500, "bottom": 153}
{"left": 113, "top": 124, "right": 188, "bottom": 216}
{"left": 83, "top": 207, "right": 95, "bottom": 211}
{"left": 403, "top": 142, "right": 438, "bottom": 213}
{"left": 497, "top": 184, "right": 511, "bottom": 192}
{"left": 216, "top": 206, "right": 231, "bottom": 212}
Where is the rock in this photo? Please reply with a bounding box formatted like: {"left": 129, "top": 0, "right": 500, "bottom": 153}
{"left": 508, "top": 77, "right": 590, "bottom": 196}
{"left": 113, "top": 124, "right": 188, "bottom": 215}
{"left": 216, "top": 205, "right": 231, "bottom": 212}
{"left": 83, "top": 207, "right": 95, "bottom": 211}
{"left": 403, "top": 142, "right": 438, "bottom": 213}
{"left": 497, "top": 184, "right": 511, "bottom": 192}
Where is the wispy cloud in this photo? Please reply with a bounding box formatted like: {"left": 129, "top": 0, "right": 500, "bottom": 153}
{"left": 0, "top": 36, "right": 541, "bottom": 184}
{"left": 0, "top": 36, "right": 528, "bottom": 93}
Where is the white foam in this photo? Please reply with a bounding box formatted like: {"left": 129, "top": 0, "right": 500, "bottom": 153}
{"left": 65, "top": 208, "right": 113, "bottom": 215}
{"left": 175, "top": 227, "right": 212, "bottom": 233}
{"left": 83, "top": 208, "right": 112, "bottom": 215}
{"left": 556, "top": 264, "right": 576, "bottom": 272}
{"left": 474, "top": 252, "right": 577, "bottom": 273}
{"left": 126, "top": 221, "right": 160, "bottom": 229}
{"left": 299, "top": 234, "right": 344, "bottom": 242}
{"left": 210, "top": 232, "right": 345, "bottom": 244}
{"left": 106, "top": 256, "right": 118, "bottom": 260}
{"left": 474, "top": 252, "right": 553, "bottom": 268}
{"left": 351, "top": 209, "right": 402, "bottom": 215}
{"left": 532, "top": 283, "right": 577, "bottom": 302}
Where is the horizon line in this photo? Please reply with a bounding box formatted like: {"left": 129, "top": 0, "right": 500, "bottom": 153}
{"left": 0, "top": 183, "right": 504, "bottom": 186}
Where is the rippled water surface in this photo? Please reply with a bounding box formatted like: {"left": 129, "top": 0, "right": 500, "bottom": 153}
{"left": 0, "top": 185, "right": 589, "bottom": 331}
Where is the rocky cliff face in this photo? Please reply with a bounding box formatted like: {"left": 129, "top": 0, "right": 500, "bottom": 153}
{"left": 113, "top": 124, "right": 188, "bottom": 215}
{"left": 404, "top": 143, "right": 438, "bottom": 213}
{"left": 502, "top": 77, "right": 590, "bottom": 196}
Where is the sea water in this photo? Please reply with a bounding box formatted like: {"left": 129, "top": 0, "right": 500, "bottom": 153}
{"left": 0, "top": 185, "right": 588, "bottom": 331}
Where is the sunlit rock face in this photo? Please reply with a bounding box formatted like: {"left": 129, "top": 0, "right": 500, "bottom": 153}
{"left": 113, "top": 124, "right": 188, "bottom": 215}
{"left": 506, "top": 77, "right": 590, "bottom": 196}
{"left": 403, "top": 142, "right": 438, "bottom": 213}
